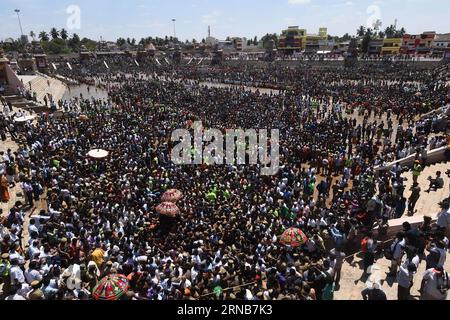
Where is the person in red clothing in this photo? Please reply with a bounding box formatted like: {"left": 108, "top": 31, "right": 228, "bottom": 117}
{"left": 361, "top": 232, "right": 376, "bottom": 274}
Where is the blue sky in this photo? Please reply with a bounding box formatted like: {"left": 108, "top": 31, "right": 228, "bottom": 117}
{"left": 1, "top": 0, "right": 449, "bottom": 42}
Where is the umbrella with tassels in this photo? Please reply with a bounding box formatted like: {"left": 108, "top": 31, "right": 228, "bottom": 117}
{"left": 279, "top": 228, "right": 308, "bottom": 247}
{"left": 161, "top": 189, "right": 183, "bottom": 202}
{"left": 156, "top": 202, "right": 180, "bottom": 218}
{"left": 92, "top": 274, "right": 129, "bottom": 300}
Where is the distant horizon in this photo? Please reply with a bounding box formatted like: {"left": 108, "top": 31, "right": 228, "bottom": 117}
{"left": 1, "top": 0, "right": 449, "bottom": 42}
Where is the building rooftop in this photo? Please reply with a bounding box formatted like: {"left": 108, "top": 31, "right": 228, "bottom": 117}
{"left": 435, "top": 33, "right": 450, "bottom": 41}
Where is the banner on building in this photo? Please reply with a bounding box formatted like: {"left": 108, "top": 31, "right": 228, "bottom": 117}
{"left": 104, "top": 61, "right": 109, "bottom": 69}
{"left": 66, "top": 62, "right": 72, "bottom": 70}
{"left": 52, "top": 63, "right": 57, "bottom": 70}
{"left": 134, "top": 59, "right": 140, "bottom": 67}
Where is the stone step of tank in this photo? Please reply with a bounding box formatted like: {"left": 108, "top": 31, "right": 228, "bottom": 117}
{"left": 3, "top": 95, "right": 24, "bottom": 103}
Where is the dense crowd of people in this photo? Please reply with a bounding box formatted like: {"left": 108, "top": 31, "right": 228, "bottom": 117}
{"left": 0, "top": 56, "right": 449, "bottom": 300}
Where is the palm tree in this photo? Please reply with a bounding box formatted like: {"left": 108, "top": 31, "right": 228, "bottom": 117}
{"left": 385, "top": 25, "right": 395, "bottom": 38}
{"left": 116, "top": 38, "right": 126, "bottom": 47}
{"left": 50, "top": 28, "right": 59, "bottom": 40}
{"left": 366, "top": 28, "right": 373, "bottom": 37}
{"left": 39, "top": 31, "right": 49, "bottom": 42}
{"left": 60, "top": 28, "right": 68, "bottom": 40}
{"left": 397, "top": 27, "right": 406, "bottom": 37}
{"left": 378, "top": 31, "right": 386, "bottom": 39}
{"left": 361, "top": 33, "right": 372, "bottom": 54}
{"left": 357, "top": 26, "right": 366, "bottom": 37}
{"left": 29, "top": 31, "right": 36, "bottom": 41}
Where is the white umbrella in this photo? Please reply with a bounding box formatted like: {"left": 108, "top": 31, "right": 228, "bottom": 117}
{"left": 14, "top": 115, "right": 36, "bottom": 123}
{"left": 87, "top": 149, "right": 109, "bottom": 159}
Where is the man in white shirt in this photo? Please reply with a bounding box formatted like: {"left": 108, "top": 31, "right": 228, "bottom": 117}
{"left": 9, "top": 259, "right": 25, "bottom": 285}
{"left": 397, "top": 263, "right": 417, "bottom": 300}
{"left": 389, "top": 233, "right": 405, "bottom": 276}
{"left": 28, "top": 219, "right": 40, "bottom": 236}
{"left": 24, "top": 261, "right": 43, "bottom": 284}
{"left": 329, "top": 247, "right": 346, "bottom": 286}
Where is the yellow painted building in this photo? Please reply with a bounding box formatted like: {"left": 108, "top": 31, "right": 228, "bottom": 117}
{"left": 279, "top": 26, "right": 307, "bottom": 51}
{"left": 279, "top": 26, "right": 327, "bottom": 52}
{"left": 381, "top": 38, "right": 402, "bottom": 55}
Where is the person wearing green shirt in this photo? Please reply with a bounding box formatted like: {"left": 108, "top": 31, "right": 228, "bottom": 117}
{"left": 52, "top": 159, "right": 60, "bottom": 168}
{"left": 412, "top": 160, "right": 422, "bottom": 184}
{"left": 281, "top": 205, "right": 289, "bottom": 218}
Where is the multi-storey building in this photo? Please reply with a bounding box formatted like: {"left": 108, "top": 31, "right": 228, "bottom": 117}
{"left": 381, "top": 38, "right": 402, "bottom": 55}
{"left": 432, "top": 33, "right": 450, "bottom": 55}
{"left": 278, "top": 26, "right": 328, "bottom": 53}
{"left": 278, "top": 26, "right": 306, "bottom": 52}
{"left": 368, "top": 39, "right": 383, "bottom": 56}
{"left": 401, "top": 31, "right": 436, "bottom": 55}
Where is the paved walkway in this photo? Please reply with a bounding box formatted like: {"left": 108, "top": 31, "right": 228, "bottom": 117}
{"left": 335, "top": 250, "right": 450, "bottom": 300}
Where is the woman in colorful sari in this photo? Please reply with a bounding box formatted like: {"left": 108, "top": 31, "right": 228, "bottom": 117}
{"left": 0, "top": 174, "right": 10, "bottom": 203}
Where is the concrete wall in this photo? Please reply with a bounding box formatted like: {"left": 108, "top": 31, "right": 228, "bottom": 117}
{"left": 223, "top": 59, "right": 443, "bottom": 70}
{"left": 375, "top": 146, "right": 449, "bottom": 173}
{"left": 5, "top": 62, "right": 25, "bottom": 93}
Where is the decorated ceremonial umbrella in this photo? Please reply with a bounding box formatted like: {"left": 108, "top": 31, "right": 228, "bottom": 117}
{"left": 161, "top": 189, "right": 183, "bottom": 202}
{"left": 279, "top": 228, "right": 308, "bottom": 247}
{"left": 92, "top": 274, "right": 129, "bottom": 300}
{"left": 156, "top": 202, "right": 180, "bottom": 218}
{"left": 14, "top": 115, "right": 36, "bottom": 123}
{"left": 87, "top": 149, "right": 109, "bottom": 159}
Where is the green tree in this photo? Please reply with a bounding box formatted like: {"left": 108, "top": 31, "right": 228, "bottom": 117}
{"left": 396, "top": 27, "right": 406, "bottom": 38}
{"left": 42, "top": 38, "right": 68, "bottom": 54}
{"left": 116, "top": 38, "right": 126, "bottom": 48}
{"left": 385, "top": 25, "right": 395, "bottom": 38}
{"left": 39, "top": 31, "right": 49, "bottom": 42}
{"left": 50, "top": 28, "right": 59, "bottom": 40}
{"left": 361, "top": 33, "right": 372, "bottom": 55}
{"left": 60, "top": 28, "right": 68, "bottom": 40}
{"left": 342, "top": 33, "right": 351, "bottom": 41}
{"left": 357, "top": 26, "right": 366, "bottom": 37}
{"left": 261, "top": 33, "right": 279, "bottom": 49}
{"left": 68, "top": 33, "right": 81, "bottom": 51}
{"left": 29, "top": 31, "right": 36, "bottom": 41}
